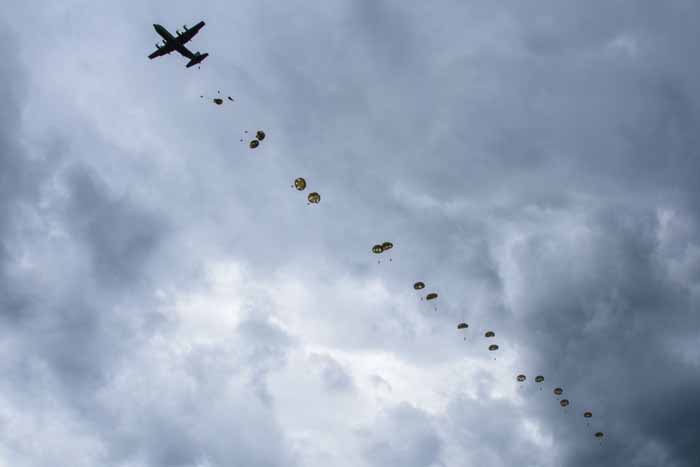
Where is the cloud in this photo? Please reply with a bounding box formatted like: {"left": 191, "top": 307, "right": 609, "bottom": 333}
{"left": 309, "top": 353, "right": 355, "bottom": 393}
{"left": 1, "top": 1, "right": 700, "bottom": 466}
{"left": 359, "top": 403, "right": 442, "bottom": 467}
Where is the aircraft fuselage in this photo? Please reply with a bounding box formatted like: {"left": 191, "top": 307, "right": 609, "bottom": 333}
{"left": 154, "top": 24, "right": 175, "bottom": 42}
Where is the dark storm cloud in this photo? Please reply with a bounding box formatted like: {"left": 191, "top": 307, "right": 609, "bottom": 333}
{"left": 359, "top": 403, "right": 442, "bottom": 467}
{"left": 234, "top": 2, "right": 700, "bottom": 463}
{"left": 62, "top": 165, "right": 168, "bottom": 287}
{"left": 2, "top": 1, "right": 700, "bottom": 466}
{"left": 0, "top": 19, "right": 297, "bottom": 467}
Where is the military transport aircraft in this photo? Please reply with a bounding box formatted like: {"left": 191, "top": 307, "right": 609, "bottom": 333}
{"left": 148, "top": 21, "right": 208, "bottom": 68}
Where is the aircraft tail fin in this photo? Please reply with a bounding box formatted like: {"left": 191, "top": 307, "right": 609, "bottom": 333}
{"left": 186, "top": 52, "right": 209, "bottom": 68}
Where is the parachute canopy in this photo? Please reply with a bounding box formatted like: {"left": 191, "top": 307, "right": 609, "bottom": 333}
{"left": 372, "top": 245, "right": 383, "bottom": 254}
{"left": 249, "top": 140, "right": 259, "bottom": 149}
{"left": 560, "top": 399, "right": 569, "bottom": 407}
{"left": 381, "top": 241, "right": 393, "bottom": 251}
{"left": 535, "top": 375, "right": 544, "bottom": 383}
{"left": 485, "top": 331, "right": 495, "bottom": 338}
{"left": 488, "top": 344, "right": 499, "bottom": 351}
{"left": 256, "top": 130, "right": 266, "bottom": 141}
{"left": 294, "top": 178, "right": 307, "bottom": 191}
{"left": 554, "top": 387, "right": 563, "bottom": 396}
{"left": 517, "top": 374, "right": 526, "bottom": 382}
{"left": 457, "top": 323, "right": 468, "bottom": 329}
{"left": 413, "top": 282, "right": 425, "bottom": 290}
{"left": 584, "top": 411, "right": 593, "bottom": 418}
{"left": 426, "top": 292, "right": 438, "bottom": 301}
{"left": 308, "top": 192, "right": 321, "bottom": 204}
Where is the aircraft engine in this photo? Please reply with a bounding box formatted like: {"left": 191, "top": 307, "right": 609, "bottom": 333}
{"left": 183, "top": 24, "right": 188, "bottom": 31}
{"left": 155, "top": 43, "right": 161, "bottom": 49}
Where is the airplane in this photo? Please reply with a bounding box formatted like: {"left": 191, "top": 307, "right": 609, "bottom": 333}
{"left": 148, "top": 21, "right": 209, "bottom": 68}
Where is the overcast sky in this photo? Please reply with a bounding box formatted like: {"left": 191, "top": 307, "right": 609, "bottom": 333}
{"left": 1, "top": 1, "right": 700, "bottom": 466}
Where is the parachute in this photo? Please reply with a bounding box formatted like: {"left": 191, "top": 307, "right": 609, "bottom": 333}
{"left": 484, "top": 331, "right": 495, "bottom": 338}
{"left": 516, "top": 374, "right": 526, "bottom": 382}
{"left": 488, "top": 344, "right": 499, "bottom": 351}
{"left": 535, "top": 375, "right": 544, "bottom": 383}
{"left": 457, "top": 322, "right": 469, "bottom": 340}
{"left": 256, "top": 130, "right": 266, "bottom": 141}
{"left": 560, "top": 399, "right": 569, "bottom": 407}
{"left": 249, "top": 140, "right": 259, "bottom": 149}
{"left": 201, "top": 90, "right": 233, "bottom": 105}
{"left": 413, "top": 281, "right": 425, "bottom": 290}
{"left": 308, "top": 192, "right": 321, "bottom": 204}
{"left": 294, "top": 178, "right": 307, "bottom": 191}
{"left": 584, "top": 411, "right": 593, "bottom": 418}
{"left": 553, "top": 388, "right": 563, "bottom": 396}
{"left": 372, "top": 245, "right": 383, "bottom": 254}
{"left": 426, "top": 293, "right": 438, "bottom": 301}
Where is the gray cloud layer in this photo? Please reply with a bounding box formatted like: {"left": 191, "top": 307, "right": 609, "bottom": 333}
{"left": 1, "top": 1, "right": 699, "bottom": 466}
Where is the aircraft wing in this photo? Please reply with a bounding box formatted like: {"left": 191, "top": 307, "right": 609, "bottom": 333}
{"left": 178, "top": 29, "right": 198, "bottom": 44}
{"left": 148, "top": 43, "right": 175, "bottom": 59}
{"left": 175, "top": 44, "right": 196, "bottom": 60}
{"left": 177, "top": 22, "right": 204, "bottom": 44}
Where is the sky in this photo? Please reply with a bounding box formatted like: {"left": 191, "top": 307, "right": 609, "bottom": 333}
{"left": 1, "top": 1, "right": 700, "bottom": 466}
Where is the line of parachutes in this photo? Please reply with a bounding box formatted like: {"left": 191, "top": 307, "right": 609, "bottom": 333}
{"left": 198, "top": 84, "right": 605, "bottom": 443}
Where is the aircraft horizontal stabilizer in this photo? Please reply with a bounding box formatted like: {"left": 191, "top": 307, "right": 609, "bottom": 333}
{"left": 186, "top": 52, "right": 209, "bottom": 68}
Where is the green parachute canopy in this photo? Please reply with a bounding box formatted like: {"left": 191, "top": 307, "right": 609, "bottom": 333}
{"left": 294, "top": 178, "right": 307, "bottom": 191}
